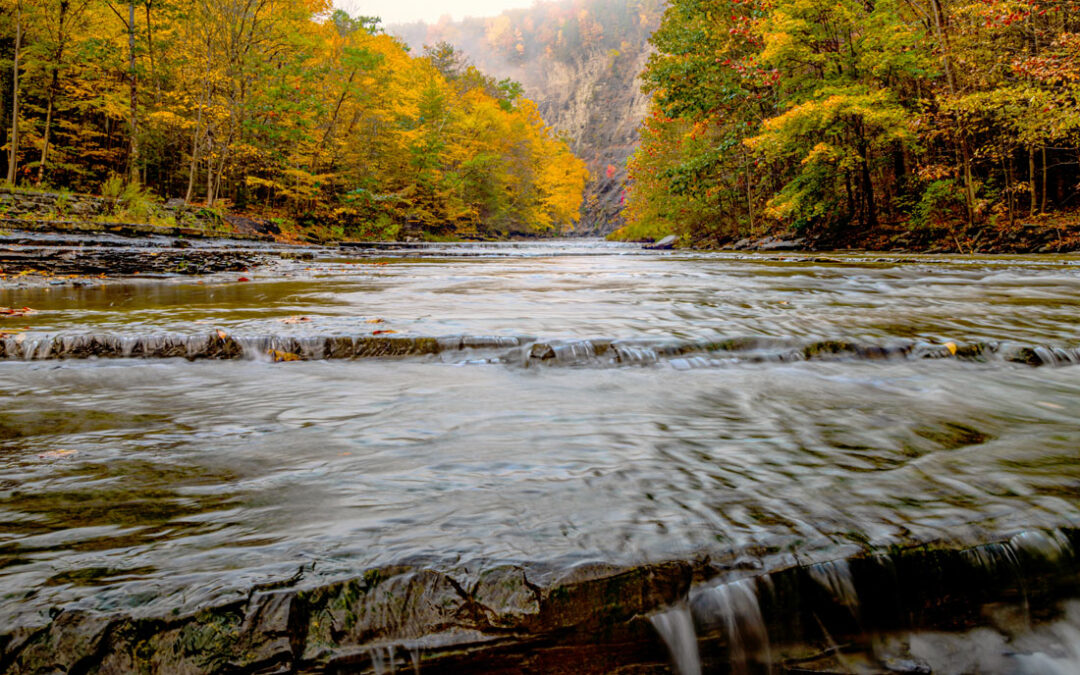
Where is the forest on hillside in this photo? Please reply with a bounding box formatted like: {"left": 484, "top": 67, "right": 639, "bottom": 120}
{"left": 0, "top": 0, "right": 587, "bottom": 240}
{"left": 621, "top": 0, "right": 1080, "bottom": 249}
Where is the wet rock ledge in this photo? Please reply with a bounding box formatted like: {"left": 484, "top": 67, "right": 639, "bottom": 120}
{"left": 3, "top": 332, "right": 1080, "bottom": 369}
{"left": 1, "top": 529, "right": 1078, "bottom": 674}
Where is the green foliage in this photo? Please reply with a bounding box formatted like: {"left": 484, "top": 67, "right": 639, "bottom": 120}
{"left": 913, "top": 180, "right": 965, "bottom": 230}
{"left": 626, "top": 0, "right": 1080, "bottom": 244}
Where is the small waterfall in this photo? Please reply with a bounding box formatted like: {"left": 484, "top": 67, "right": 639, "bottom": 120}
{"left": 807, "top": 559, "right": 860, "bottom": 621}
{"left": 552, "top": 340, "right": 601, "bottom": 363}
{"left": 691, "top": 578, "right": 772, "bottom": 674}
{"left": 369, "top": 645, "right": 396, "bottom": 674}
{"left": 1012, "top": 529, "right": 1074, "bottom": 564}
{"left": 651, "top": 603, "right": 701, "bottom": 675}
{"left": 527, "top": 339, "right": 604, "bottom": 364}
{"left": 613, "top": 343, "right": 659, "bottom": 365}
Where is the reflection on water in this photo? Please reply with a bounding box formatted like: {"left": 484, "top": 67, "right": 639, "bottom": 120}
{"left": 1, "top": 241, "right": 1079, "bottom": 646}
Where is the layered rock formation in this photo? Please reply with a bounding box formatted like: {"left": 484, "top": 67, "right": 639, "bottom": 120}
{"left": 392, "top": 0, "right": 663, "bottom": 235}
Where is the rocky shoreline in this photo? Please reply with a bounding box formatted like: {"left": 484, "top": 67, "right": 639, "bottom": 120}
{"left": 709, "top": 214, "right": 1080, "bottom": 255}
{"left": 2, "top": 530, "right": 1077, "bottom": 674}
{"left": 0, "top": 226, "right": 323, "bottom": 287}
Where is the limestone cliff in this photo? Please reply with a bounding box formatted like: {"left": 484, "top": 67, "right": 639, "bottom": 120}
{"left": 392, "top": 0, "right": 663, "bottom": 234}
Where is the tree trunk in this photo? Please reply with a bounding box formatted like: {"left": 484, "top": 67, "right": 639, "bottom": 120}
{"left": 930, "top": 0, "right": 976, "bottom": 225}
{"left": 0, "top": 55, "right": 6, "bottom": 182}
{"left": 1029, "top": 146, "right": 1037, "bottom": 216}
{"left": 7, "top": 0, "right": 23, "bottom": 185}
{"left": 127, "top": 0, "right": 139, "bottom": 183}
{"left": 38, "top": 1, "right": 71, "bottom": 186}
{"left": 1040, "top": 147, "right": 1048, "bottom": 214}
{"left": 1001, "top": 149, "right": 1015, "bottom": 228}
{"left": 185, "top": 51, "right": 212, "bottom": 204}
{"left": 743, "top": 147, "right": 755, "bottom": 232}
{"left": 856, "top": 123, "right": 877, "bottom": 228}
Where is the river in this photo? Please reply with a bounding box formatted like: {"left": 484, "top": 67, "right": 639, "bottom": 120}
{"left": 2, "top": 240, "right": 1080, "bottom": 673}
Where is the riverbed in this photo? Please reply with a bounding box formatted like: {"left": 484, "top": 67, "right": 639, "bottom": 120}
{"left": 2, "top": 240, "right": 1080, "bottom": 673}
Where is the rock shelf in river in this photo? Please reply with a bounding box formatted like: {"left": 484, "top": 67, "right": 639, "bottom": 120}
{"left": 2, "top": 332, "right": 1079, "bottom": 368}
{"left": 2, "top": 529, "right": 1077, "bottom": 674}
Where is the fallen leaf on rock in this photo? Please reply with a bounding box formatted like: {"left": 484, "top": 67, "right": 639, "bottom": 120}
{"left": 944, "top": 341, "right": 957, "bottom": 355}
{"left": 372, "top": 329, "right": 398, "bottom": 335}
{"left": 269, "top": 349, "right": 302, "bottom": 362}
{"left": 281, "top": 316, "right": 311, "bottom": 324}
{"left": 216, "top": 329, "right": 228, "bottom": 339}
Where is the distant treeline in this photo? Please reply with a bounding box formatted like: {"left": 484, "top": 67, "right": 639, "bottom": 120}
{"left": 621, "top": 0, "right": 1080, "bottom": 245}
{"left": 0, "top": 0, "right": 587, "bottom": 239}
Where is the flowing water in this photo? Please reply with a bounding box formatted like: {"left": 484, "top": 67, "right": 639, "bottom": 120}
{"left": 2, "top": 240, "right": 1080, "bottom": 670}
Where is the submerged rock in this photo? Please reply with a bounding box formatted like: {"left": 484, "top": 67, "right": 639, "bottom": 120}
{"left": 644, "top": 235, "right": 678, "bottom": 250}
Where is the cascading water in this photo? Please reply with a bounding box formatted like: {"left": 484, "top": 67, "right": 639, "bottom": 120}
{"left": 651, "top": 604, "right": 702, "bottom": 675}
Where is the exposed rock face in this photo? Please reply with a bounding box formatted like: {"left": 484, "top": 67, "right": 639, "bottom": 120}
{"left": 530, "top": 46, "right": 654, "bottom": 235}
{"left": 3, "top": 531, "right": 1078, "bottom": 674}
{"left": 392, "top": 1, "right": 663, "bottom": 235}
{"left": 0, "top": 561, "right": 692, "bottom": 674}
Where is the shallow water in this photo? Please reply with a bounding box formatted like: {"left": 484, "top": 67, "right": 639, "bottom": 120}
{"left": 2, "top": 240, "right": 1080, "bottom": 634}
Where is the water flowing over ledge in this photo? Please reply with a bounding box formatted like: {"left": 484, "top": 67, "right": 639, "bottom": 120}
{"left": 3, "top": 331, "right": 1080, "bottom": 368}
{"left": 2, "top": 529, "right": 1078, "bottom": 674}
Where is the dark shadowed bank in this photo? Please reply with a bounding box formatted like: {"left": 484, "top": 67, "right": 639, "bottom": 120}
{"left": 623, "top": 213, "right": 1080, "bottom": 256}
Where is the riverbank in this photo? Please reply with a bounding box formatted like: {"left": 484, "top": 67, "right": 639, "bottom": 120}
{"left": 0, "top": 225, "right": 326, "bottom": 289}
{"left": 615, "top": 210, "right": 1080, "bottom": 255}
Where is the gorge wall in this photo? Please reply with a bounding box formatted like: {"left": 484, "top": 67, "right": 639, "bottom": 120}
{"left": 392, "top": 0, "right": 663, "bottom": 235}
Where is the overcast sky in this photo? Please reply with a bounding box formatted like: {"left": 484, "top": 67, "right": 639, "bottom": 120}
{"left": 336, "top": 0, "right": 537, "bottom": 25}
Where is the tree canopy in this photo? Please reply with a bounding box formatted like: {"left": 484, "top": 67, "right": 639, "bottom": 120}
{"left": 620, "top": 0, "right": 1080, "bottom": 245}
{"left": 0, "top": 1, "right": 588, "bottom": 239}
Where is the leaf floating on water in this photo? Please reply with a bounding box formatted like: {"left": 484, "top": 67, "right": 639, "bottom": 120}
{"left": 366, "top": 318, "right": 385, "bottom": 324}
{"left": 944, "top": 342, "right": 958, "bottom": 355}
{"left": 281, "top": 316, "right": 311, "bottom": 324}
{"left": 269, "top": 349, "right": 302, "bottom": 362}
{"left": 0, "top": 306, "right": 37, "bottom": 319}
{"left": 39, "top": 449, "right": 78, "bottom": 460}
{"left": 237, "top": 277, "right": 251, "bottom": 282}
{"left": 372, "top": 329, "right": 398, "bottom": 335}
